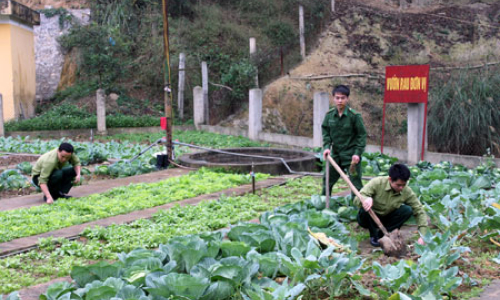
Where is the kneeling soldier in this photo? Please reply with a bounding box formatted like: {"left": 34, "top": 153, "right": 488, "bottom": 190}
{"left": 32, "top": 142, "right": 81, "bottom": 204}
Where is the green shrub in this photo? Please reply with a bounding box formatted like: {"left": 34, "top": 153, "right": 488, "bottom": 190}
{"left": 59, "top": 23, "right": 132, "bottom": 89}
{"left": 5, "top": 114, "right": 159, "bottom": 132}
{"left": 428, "top": 67, "right": 500, "bottom": 156}
{"left": 221, "top": 59, "right": 258, "bottom": 100}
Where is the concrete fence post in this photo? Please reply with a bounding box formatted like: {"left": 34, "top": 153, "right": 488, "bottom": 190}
{"left": 0, "top": 94, "right": 4, "bottom": 137}
{"left": 201, "top": 61, "right": 209, "bottom": 124}
{"left": 193, "top": 86, "right": 205, "bottom": 129}
{"left": 96, "top": 89, "right": 106, "bottom": 134}
{"left": 313, "top": 92, "right": 330, "bottom": 148}
{"left": 407, "top": 103, "right": 427, "bottom": 164}
{"left": 299, "top": 5, "right": 306, "bottom": 59}
{"left": 331, "top": 0, "right": 335, "bottom": 12}
{"left": 249, "top": 37, "right": 259, "bottom": 88}
{"left": 177, "top": 53, "right": 186, "bottom": 120}
{"left": 249, "top": 88, "right": 263, "bottom": 140}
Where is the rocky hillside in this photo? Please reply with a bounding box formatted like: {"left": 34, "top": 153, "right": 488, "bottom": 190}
{"left": 222, "top": 0, "right": 499, "bottom": 146}
{"left": 16, "top": 0, "right": 87, "bottom": 9}
{"left": 18, "top": 0, "right": 500, "bottom": 149}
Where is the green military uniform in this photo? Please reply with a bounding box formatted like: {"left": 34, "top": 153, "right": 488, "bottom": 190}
{"left": 354, "top": 176, "right": 428, "bottom": 238}
{"left": 32, "top": 148, "right": 80, "bottom": 200}
{"left": 322, "top": 105, "right": 367, "bottom": 196}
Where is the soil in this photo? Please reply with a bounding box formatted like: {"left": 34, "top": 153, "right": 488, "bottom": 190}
{"left": 0, "top": 154, "right": 40, "bottom": 167}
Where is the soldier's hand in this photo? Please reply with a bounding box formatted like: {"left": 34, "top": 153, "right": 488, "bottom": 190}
{"left": 46, "top": 197, "right": 54, "bottom": 204}
{"left": 323, "top": 149, "right": 331, "bottom": 158}
{"left": 362, "top": 197, "right": 373, "bottom": 211}
{"left": 351, "top": 155, "right": 360, "bottom": 164}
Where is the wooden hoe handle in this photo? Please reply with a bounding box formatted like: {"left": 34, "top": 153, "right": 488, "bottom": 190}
{"left": 326, "top": 155, "right": 390, "bottom": 236}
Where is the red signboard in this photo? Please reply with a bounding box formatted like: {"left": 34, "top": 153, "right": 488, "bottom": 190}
{"left": 381, "top": 65, "right": 430, "bottom": 161}
{"left": 384, "top": 65, "right": 430, "bottom": 103}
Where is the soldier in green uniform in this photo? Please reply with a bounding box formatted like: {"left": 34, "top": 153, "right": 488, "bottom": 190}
{"left": 32, "top": 143, "right": 81, "bottom": 204}
{"left": 322, "top": 85, "right": 367, "bottom": 197}
{"left": 354, "top": 164, "right": 427, "bottom": 247}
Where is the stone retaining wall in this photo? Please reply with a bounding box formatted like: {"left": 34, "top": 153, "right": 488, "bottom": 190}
{"left": 34, "top": 8, "right": 89, "bottom": 101}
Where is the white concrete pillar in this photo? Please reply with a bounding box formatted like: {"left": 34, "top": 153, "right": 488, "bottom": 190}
{"left": 0, "top": 94, "right": 4, "bottom": 137}
{"left": 299, "top": 5, "right": 306, "bottom": 59}
{"left": 407, "top": 103, "right": 427, "bottom": 164}
{"left": 96, "top": 89, "right": 106, "bottom": 134}
{"left": 177, "top": 53, "right": 186, "bottom": 120}
{"left": 201, "top": 61, "right": 209, "bottom": 124}
{"left": 249, "top": 88, "right": 263, "bottom": 140}
{"left": 249, "top": 37, "right": 259, "bottom": 88}
{"left": 313, "top": 92, "right": 330, "bottom": 148}
{"left": 331, "top": 0, "right": 335, "bottom": 12}
{"left": 193, "top": 86, "right": 205, "bottom": 129}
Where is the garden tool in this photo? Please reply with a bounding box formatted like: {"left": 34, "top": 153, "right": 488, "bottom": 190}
{"left": 326, "top": 155, "right": 406, "bottom": 257}
{"left": 349, "top": 159, "right": 358, "bottom": 176}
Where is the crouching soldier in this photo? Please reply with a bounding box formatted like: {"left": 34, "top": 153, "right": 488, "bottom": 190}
{"left": 354, "top": 164, "right": 428, "bottom": 247}
{"left": 32, "top": 143, "right": 81, "bottom": 204}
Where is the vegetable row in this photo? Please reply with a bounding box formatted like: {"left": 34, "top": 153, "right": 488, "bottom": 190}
{"left": 33, "top": 195, "right": 472, "bottom": 300}
{"left": 34, "top": 159, "right": 500, "bottom": 300}
{"left": 0, "top": 176, "right": 322, "bottom": 294}
{"left": 0, "top": 169, "right": 269, "bottom": 243}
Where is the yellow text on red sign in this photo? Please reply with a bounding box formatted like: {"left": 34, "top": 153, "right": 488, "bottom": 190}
{"left": 386, "top": 76, "right": 427, "bottom": 92}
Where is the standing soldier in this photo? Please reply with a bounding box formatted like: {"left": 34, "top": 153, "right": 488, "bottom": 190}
{"left": 322, "top": 85, "right": 367, "bottom": 198}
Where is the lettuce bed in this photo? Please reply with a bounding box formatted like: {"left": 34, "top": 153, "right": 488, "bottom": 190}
{"left": 0, "top": 169, "right": 269, "bottom": 243}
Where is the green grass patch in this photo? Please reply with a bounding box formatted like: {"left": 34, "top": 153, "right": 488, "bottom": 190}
{"left": 100, "top": 130, "right": 271, "bottom": 148}
{"left": 5, "top": 113, "right": 160, "bottom": 132}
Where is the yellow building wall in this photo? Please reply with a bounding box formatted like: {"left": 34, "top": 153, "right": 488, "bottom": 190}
{"left": 0, "top": 20, "right": 36, "bottom": 121}
{"left": 0, "top": 23, "right": 15, "bottom": 121}
{"left": 10, "top": 22, "right": 36, "bottom": 120}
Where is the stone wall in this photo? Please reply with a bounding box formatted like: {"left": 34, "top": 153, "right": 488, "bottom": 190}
{"left": 34, "top": 8, "right": 89, "bottom": 101}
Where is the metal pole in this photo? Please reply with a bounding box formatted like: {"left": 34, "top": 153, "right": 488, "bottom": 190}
{"left": 161, "top": 0, "right": 173, "bottom": 161}
{"left": 251, "top": 163, "right": 256, "bottom": 194}
{"left": 325, "top": 160, "right": 330, "bottom": 209}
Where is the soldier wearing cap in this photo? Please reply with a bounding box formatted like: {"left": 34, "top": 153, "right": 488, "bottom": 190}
{"left": 322, "top": 85, "right": 367, "bottom": 197}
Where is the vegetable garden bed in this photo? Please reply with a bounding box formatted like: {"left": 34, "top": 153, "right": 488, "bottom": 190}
{"left": 0, "top": 169, "right": 269, "bottom": 243}
{"left": 3, "top": 160, "right": 497, "bottom": 300}
{"left": 0, "top": 176, "right": 324, "bottom": 294}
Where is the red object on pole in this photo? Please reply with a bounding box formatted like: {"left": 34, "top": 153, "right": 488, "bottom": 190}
{"left": 381, "top": 65, "right": 430, "bottom": 160}
{"left": 160, "top": 117, "right": 167, "bottom": 130}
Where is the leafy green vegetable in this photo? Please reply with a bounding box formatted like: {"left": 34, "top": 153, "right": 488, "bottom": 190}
{"left": 0, "top": 169, "right": 268, "bottom": 243}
